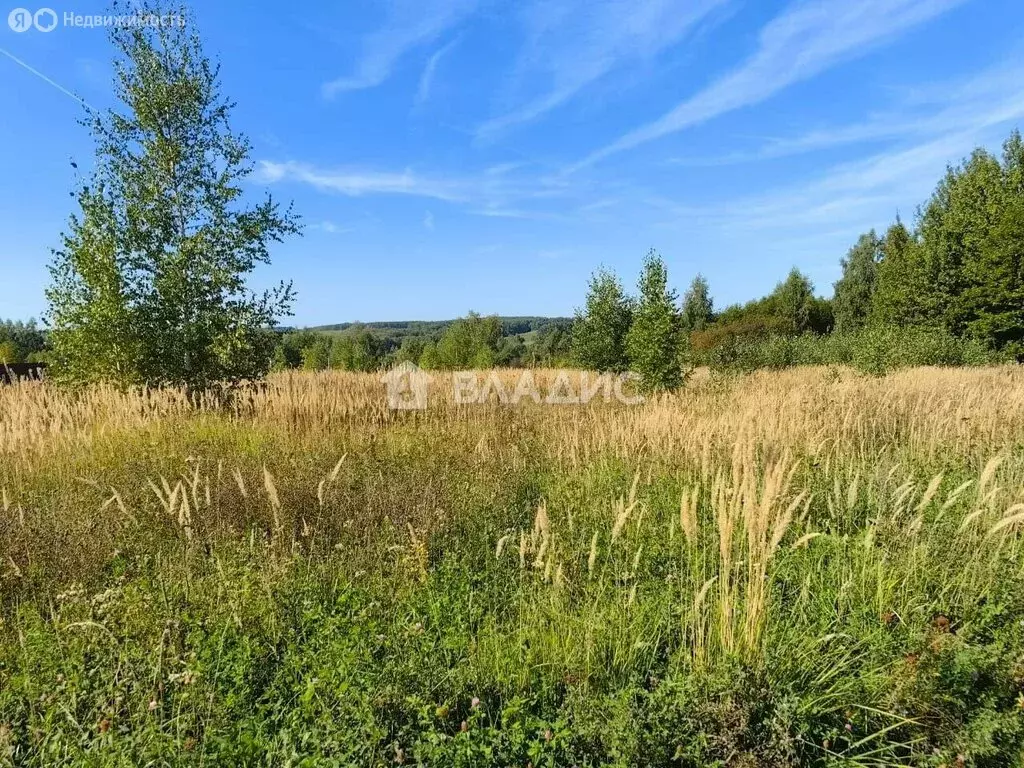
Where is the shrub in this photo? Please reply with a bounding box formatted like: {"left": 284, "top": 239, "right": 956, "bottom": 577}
{"left": 705, "top": 326, "right": 1000, "bottom": 375}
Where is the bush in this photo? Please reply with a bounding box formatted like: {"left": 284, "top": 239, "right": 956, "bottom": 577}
{"left": 704, "top": 326, "right": 1001, "bottom": 375}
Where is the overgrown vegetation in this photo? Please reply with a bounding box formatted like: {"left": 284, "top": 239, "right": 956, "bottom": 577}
{"left": 0, "top": 320, "right": 46, "bottom": 365}
{"left": 3, "top": 367, "right": 1024, "bottom": 764}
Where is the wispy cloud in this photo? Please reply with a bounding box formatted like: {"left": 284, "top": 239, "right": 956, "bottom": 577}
{"left": 255, "top": 159, "right": 577, "bottom": 221}
{"left": 574, "top": 0, "right": 969, "bottom": 168}
{"left": 654, "top": 104, "right": 1023, "bottom": 236}
{"left": 423, "top": 210, "right": 435, "bottom": 229}
{"left": 323, "top": 0, "right": 477, "bottom": 98}
{"left": 476, "top": 0, "right": 727, "bottom": 140}
{"left": 415, "top": 37, "right": 460, "bottom": 107}
{"left": 669, "top": 60, "right": 1024, "bottom": 167}
{"left": 256, "top": 160, "right": 468, "bottom": 201}
{"left": 314, "top": 221, "right": 353, "bottom": 235}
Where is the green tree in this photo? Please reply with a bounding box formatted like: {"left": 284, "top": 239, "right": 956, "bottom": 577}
{"left": 300, "top": 337, "right": 331, "bottom": 371}
{"left": 0, "top": 320, "right": 47, "bottom": 363}
{"left": 955, "top": 133, "right": 1024, "bottom": 355}
{"left": 333, "top": 328, "right": 382, "bottom": 371}
{"left": 918, "top": 148, "right": 1004, "bottom": 335}
{"left": 46, "top": 5, "right": 299, "bottom": 391}
{"left": 571, "top": 268, "right": 632, "bottom": 372}
{"left": 833, "top": 231, "right": 881, "bottom": 333}
{"left": 769, "top": 268, "right": 819, "bottom": 334}
{"left": 0, "top": 340, "right": 18, "bottom": 365}
{"left": 395, "top": 335, "right": 427, "bottom": 365}
{"left": 625, "top": 250, "right": 683, "bottom": 392}
{"left": 533, "top": 321, "right": 572, "bottom": 365}
{"left": 495, "top": 335, "right": 526, "bottom": 367}
{"left": 419, "top": 342, "right": 439, "bottom": 370}
{"left": 426, "top": 312, "right": 501, "bottom": 369}
{"left": 871, "top": 220, "right": 935, "bottom": 328}
{"left": 680, "top": 274, "right": 713, "bottom": 333}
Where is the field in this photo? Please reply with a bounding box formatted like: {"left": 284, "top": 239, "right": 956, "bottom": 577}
{"left": 2, "top": 367, "right": 1024, "bottom": 765}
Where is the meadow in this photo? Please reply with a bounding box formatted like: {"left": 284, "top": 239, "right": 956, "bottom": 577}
{"left": 2, "top": 367, "right": 1024, "bottom": 766}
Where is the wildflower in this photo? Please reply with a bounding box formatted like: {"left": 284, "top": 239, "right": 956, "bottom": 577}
{"left": 471, "top": 697, "right": 480, "bottom": 709}
{"left": 148, "top": 699, "right": 158, "bottom": 711}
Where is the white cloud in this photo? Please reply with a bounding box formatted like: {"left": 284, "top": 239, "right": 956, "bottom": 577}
{"left": 415, "top": 37, "right": 460, "bottom": 107}
{"left": 476, "top": 0, "right": 726, "bottom": 139}
{"left": 255, "top": 159, "right": 578, "bottom": 221}
{"left": 655, "top": 122, "right": 1018, "bottom": 235}
{"left": 323, "top": 0, "right": 477, "bottom": 97}
{"left": 669, "top": 60, "right": 1024, "bottom": 166}
{"left": 255, "top": 160, "right": 468, "bottom": 202}
{"left": 575, "top": 0, "right": 969, "bottom": 168}
{"left": 423, "top": 210, "right": 435, "bottom": 230}
{"left": 316, "top": 221, "right": 353, "bottom": 235}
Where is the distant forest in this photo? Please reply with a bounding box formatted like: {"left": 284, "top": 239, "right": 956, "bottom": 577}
{"left": 272, "top": 316, "right": 574, "bottom": 372}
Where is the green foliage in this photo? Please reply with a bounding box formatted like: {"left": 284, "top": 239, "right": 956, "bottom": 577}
{"left": 712, "top": 268, "right": 832, "bottom": 342}
{"left": 331, "top": 327, "right": 383, "bottom": 372}
{"left": 571, "top": 268, "right": 632, "bottom": 372}
{"left": 272, "top": 329, "right": 318, "bottom": 370}
{"left": 300, "top": 336, "right": 331, "bottom": 371}
{"left": 0, "top": 341, "right": 17, "bottom": 365}
{"left": 917, "top": 148, "right": 1005, "bottom": 335}
{"left": 871, "top": 219, "right": 935, "bottom": 329}
{"left": 625, "top": 250, "right": 683, "bottom": 391}
{"left": 530, "top": 321, "right": 573, "bottom": 366}
{"left": 868, "top": 130, "right": 1024, "bottom": 358}
{"left": 269, "top": 316, "right": 573, "bottom": 373}
{"left": 833, "top": 231, "right": 881, "bottom": 333}
{"left": 46, "top": 6, "right": 298, "bottom": 391}
{"left": 704, "top": 326, "right": 998, "bottom": 375}
{"left": 769, "top": 268, "right": 832, "bottom": 335}
{"left": 680, "top": 274, "right": 713, "bottom": 333}
{"left": 395, "top": 335, "right": 427, "bottom": 365}
{"left": 0, "top": 319, "right": 47, "bottom": 364}
{"left": 424, "top": 312, "right": 502, "bottom": 370}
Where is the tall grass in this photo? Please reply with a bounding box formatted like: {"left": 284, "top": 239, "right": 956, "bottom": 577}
{"left": 2, "top": 366, "right": 1024, "bottom": 764}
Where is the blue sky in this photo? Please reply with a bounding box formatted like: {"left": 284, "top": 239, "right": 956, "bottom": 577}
{"left": 2, "top": 0, "right": 1024, "bottom": 326}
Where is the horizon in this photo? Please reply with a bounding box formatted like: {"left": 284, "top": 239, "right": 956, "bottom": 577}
{"left": 3, "top": 0, "right": 1024, "bottom": 325}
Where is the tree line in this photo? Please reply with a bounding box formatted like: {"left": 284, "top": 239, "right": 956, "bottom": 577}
{"left": 0, "top": 320, "right": 47, "bottom": 365}
{"left": 572, "top": 128, "right": 1024, "bottom": 388}
{"left": 836, "top": 133, "right": 1024, "bottom": 356}
{"left": 272, "top": 315, "right": 572, "bottom": 373}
